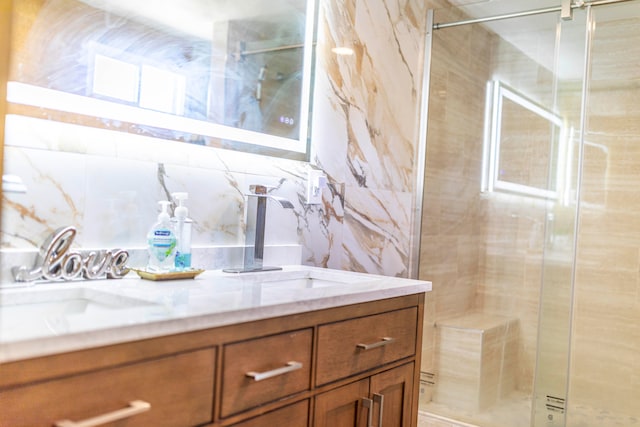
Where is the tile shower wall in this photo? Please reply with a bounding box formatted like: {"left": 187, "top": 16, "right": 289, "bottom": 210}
{"left": 1, "top": 0, "right": 429, "bottom": 278}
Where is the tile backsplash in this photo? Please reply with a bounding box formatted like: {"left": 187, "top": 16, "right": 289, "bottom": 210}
{"left": 1, "top": 0, "right": 430, "bottom": 282}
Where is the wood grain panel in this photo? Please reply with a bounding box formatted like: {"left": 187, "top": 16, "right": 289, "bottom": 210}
{"left": 0, "top": 348, "right": 216, "bottom": 427}
{"left": 316, "top": 307, "right": 418, "bottom": 386}
{"left": 229, "top": 399, "right": 309, "bottom": 427}
{"left": 221, "top": 328, "right": 312, "bottom": 417}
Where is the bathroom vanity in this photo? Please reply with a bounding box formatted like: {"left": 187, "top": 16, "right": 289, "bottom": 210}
{"left": 0, "top": 266, "right": 430, "bottom": 427}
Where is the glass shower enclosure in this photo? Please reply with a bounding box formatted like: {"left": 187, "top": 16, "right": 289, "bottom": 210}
{"left": 418, "top": 1, "right": 640, "bottom": 426}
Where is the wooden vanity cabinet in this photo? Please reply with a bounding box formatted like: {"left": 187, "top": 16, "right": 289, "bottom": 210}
{"left": 315, "top": 363, "right": 415, "bottom": 427}
{"left": 314, "top": 304, "right": 418, "bottom": 427}
{"left": 0, "top": 293, "right": 424, "bottom": 427}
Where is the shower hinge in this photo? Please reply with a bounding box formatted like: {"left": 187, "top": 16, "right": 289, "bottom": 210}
{"left": 562, "top": 0, "right": 574, "bottom": 20}
{"left": 420, "top": 371, "right": 436, "bottom": 386}
{"left": 546, "top": 395, "right": 566, "bottom": 414}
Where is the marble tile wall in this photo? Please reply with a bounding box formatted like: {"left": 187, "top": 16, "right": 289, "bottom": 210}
{"left": 1, "top": 0, "right": 429, "bottom": 280}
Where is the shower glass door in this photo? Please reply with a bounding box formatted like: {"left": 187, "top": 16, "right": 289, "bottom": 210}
{"left": 420, "top": 2, "right": 587, "bottom": 427}
{"left": 564, "top": 2, "right": 640, "bottom": 426}
{"left": 532, "top": 9, "right": 588, "bottom": 427}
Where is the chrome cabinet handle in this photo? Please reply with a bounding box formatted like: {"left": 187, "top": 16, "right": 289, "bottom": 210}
{"left": 54, "top": 400, "right": 150, "bottom": 427}
{"left": 356, "top": 337, "right": 394, "bottom": 350}
{"left": 361, "top": 397, "right": 373, "bottom": 427}
{"left": 245, "top": 361, "right": 303, "bottom": 382}
{"left": 373, "top": 393, "right": 385, "bottom": 427}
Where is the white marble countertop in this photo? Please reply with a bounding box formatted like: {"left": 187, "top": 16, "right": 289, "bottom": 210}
{"left": 0, "top": 266, "right": 431, "bottom": 363}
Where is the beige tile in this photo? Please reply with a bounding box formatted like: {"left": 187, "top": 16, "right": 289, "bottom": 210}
{"left": 433, "top": 314, "right": 518, "bottom": 412}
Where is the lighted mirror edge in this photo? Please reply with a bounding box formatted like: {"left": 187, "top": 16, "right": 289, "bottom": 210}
{"left": 7, "top": 81, "right": 307, "bottom": 155}
{"left": 481, "top": 79, "right": 567, "bottom": 201}
{"left": 298, "top": 0, "right": 318, "bottom": 154}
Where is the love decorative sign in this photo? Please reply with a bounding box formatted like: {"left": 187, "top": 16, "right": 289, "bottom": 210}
{"left": 12, "top": 226, "right": 130, "bottom": 282}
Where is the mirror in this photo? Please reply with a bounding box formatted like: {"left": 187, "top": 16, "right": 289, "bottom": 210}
{"left": 482, "top": 80, "right": 567, "bottom": 200}
{"left": 7, "top": 0, "right": 317, "bottom": 160}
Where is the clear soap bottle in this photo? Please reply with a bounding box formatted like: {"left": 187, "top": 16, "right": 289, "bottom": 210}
{"left": 147, "top": 200, "right": 177, "bottom": 272}
{"left": 172, "top": 192, "right": 193, "bottom": 270}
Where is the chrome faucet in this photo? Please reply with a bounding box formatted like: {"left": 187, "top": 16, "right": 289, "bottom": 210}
{"left": 224, "top": 184, "right": 294, "bottom": 273}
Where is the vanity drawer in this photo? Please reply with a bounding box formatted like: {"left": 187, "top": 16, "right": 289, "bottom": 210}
{"left": 229, "top": 399, "right": 309, "bottom": 427}
{"left": 316, "top": 307, "right": 418, "bottom": 385}
{"left": 221, "top": 328, "right": 313, "bottom": 417}
{"left": 0, "top": 347, "right": 216, "bottom": 427}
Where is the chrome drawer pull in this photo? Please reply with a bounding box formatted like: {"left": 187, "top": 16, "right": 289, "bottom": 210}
{"left": 246, "top": 361, "right": 303, "bottom": 381}
{"left": 54, "top": 400, "right": 151, "bottom": 427}
{"left": 356, "top": 337, "right": 394, "bottom": 350}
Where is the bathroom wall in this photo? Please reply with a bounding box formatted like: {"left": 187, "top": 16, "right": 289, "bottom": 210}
{"left": 1, "top": 0, "right": 429, "bottom": 279}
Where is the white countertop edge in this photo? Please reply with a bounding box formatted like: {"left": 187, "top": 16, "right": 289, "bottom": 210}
{"left": 0, "top": 276, "right": 430, "bottom": 363}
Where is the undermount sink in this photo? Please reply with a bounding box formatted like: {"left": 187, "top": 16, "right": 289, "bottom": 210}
{"left": 216, "top": 268, "right": 388, "bottom": 308}
{"left": 1, "top": 287, "right": 153, "bottom": 313}
{"left": 265, "top": 277, "right": 351, "bottom": 288}
{"left": 0, "top": 286, "right": 161, "bottom": 341}
{"left": 229, "top": 268, "right": 381, "bottom": 289}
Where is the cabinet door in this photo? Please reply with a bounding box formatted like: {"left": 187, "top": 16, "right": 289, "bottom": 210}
{"left": 314, "top": 378, "right": 370, "bottom": 427}
{"left": 230, "top": 399, "right": 309, "bottom": 427}
{"left": 370, "top": 363, "right": 415, "bottom": 427}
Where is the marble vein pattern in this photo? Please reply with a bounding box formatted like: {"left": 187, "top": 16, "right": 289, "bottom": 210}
{"left": 311, "top": 0, "right": 426, "bottom": 275}
{"left": 1, "top": 0, "right": 428, "bottom": 280}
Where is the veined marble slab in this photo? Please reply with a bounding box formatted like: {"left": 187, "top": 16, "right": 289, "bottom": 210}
{"left": 0, "top": 265, "right": 431, "bottom": 363}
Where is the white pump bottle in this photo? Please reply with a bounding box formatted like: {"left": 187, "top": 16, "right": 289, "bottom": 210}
{"left": 172, "top": 192, "right": 193, "bottom": 270}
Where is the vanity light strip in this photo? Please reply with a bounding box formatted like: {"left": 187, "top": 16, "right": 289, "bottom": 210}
{"left": 6, "top": 81, "right": 306, "bottom": 154}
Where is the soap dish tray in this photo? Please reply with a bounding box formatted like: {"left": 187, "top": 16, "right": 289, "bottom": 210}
{"left": 131, "top": 268, "right": 205, "bottom": 281}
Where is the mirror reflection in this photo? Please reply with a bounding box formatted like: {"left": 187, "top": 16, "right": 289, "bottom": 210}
{"left": 482, "top": 80, "right": 566, "bottom": 200}
{"left": 8, "top": 0, "right": 316, "bottom": 159}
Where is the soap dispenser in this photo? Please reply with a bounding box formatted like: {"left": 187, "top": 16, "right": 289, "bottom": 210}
{"left": 147, "top": 200, "right": 177, "bottom": 272}
{"left": 171, "top": 192, "right": 193, "bottom": 270}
